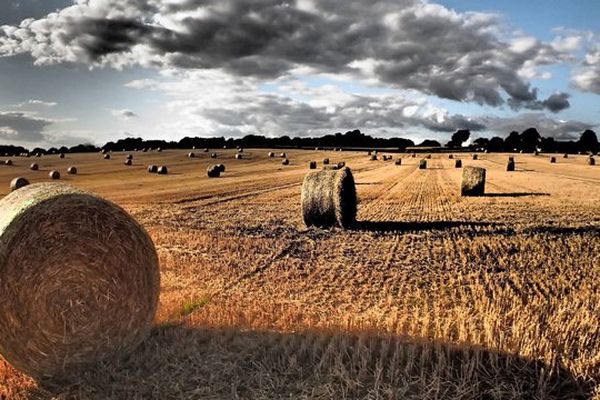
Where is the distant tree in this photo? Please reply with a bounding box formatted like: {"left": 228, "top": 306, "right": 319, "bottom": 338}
{"left": 31, "top": 147, "right": 47, "bottom": 155}
{"left": 472, "top": 138, "right": 489, "bottom": 149}
{"left": 504, "top": 131, "right": 520, "bottom": 151}
{"left": 488, "top": 136, "right": 505, "bottom": 152}
{"left": 417, "top": 139, "right": 441, "bottom": 147}
{"left": 520, "top": 127, "right": 542, "bottom": 152}
{"left": 446, "top": 129, "right": 471, "bottom": 148}
{"left": 578, "top": 129, "right": 598, "bottom": 153}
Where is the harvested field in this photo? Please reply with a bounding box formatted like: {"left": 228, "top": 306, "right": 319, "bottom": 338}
{"left": 1, "top": 149, "right": 599, "bottom": 399}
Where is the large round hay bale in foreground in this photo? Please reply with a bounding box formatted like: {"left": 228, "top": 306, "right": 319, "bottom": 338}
{"left": 67, "top": 166, "right": 77, "bottom": 175}
{"left": 461, "top": 166, "right": 486, "bottom": 196}
{"left": 455, "top": 159, "right": 462, "bottom": 168}
{"left": 207, "top": 165, "right": 220, "bottom": 178}
{"left": 30, "top": 163, "right": 39, "bottom": 171}
{"left": 301, "top": 167, "right": 356, "bottom": 229}
{"left": 10, "top": 177, "right": 29, "bottom": 192}
{"left": 419, "top": 159, "right": 427, "bottom": 169}
{"left": 506, "top": 160, "right": 515, "bottom": 171}
{"left": 589, "top": 157, "right": 596, "bottom": 166}
{"left": 49, "top": 170, "right": 60, "bottom": 180}
{"left": 0, "top": 184, "right": 159, "bottom": 379}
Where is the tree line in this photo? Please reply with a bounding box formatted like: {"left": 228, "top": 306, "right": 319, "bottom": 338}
{"left": 0, "top": 128, "right": 597, "bottom": 155}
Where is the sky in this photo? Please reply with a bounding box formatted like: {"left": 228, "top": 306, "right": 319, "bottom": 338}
{"left": 0, "top": 0, "right": 598, "bottom": 148}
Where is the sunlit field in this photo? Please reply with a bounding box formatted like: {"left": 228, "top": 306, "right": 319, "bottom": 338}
{"left": 1, "top": 149, "right": 599, "bottom": 399}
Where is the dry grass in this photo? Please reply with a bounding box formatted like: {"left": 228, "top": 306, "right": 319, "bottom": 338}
{"left": 0, "top": 149, "right": 599, "bottom": 399}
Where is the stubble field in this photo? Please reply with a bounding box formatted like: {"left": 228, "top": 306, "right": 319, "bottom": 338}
{"left": 1, "top": 149, "right": 599, "bottom": 399}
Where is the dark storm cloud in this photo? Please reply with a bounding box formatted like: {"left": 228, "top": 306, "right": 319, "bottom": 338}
{"left": 0, "top": 0, "right": 576, "bottom": 111}
{"left": 480, "top": 113, "right": 595, "bottom": 140}
{"left": 507, "top": 91, "right": 571, "bottom": 113}
{"left": 0, "top": 111, "right": 52, "bottom": 141}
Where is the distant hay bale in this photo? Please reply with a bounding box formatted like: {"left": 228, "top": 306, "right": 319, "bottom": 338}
{"left": 104, "top": 154, "right": 111, "bottom": 160}
{"left": 563, "top": 153, "right": 568, "bottom": 158}
{"left": 157, "top": 166, "right": 168, "bottom": 175}
{"left": 67, "top": 166, "right": 77, "bottom": 175}
{"left": 301, "top": 167, "right": 356, "bottom": 229}
{"left": 268, "top": 152, "right": 274, "bottom": 158}
{"left": 124, "top": 159, "right": 132, "bottom": 166}
{"left": 157, "top": 148, "right": 162, "bottom": 152}
{"left": 472, "top": 154, "right": 478, "bottom": 160}
{"left": 35, "top": 153, "right": 40, "bottom": 158}
{"left": 30, "top": 163, "right": 39, "bottom": 171}
{"left": 419, "top": 159, "right": 427, "bottom": 169}
{"left": 323, "top": 158, "right": 330, "bottom": 165}
{"left": 204, "top": 148, "right": 209, "bottom": 152}
{"left": 534, "top": 150, "right": 539, "bottom": 156}
{"left": 101, "top": 149, "right": 107, "bottom": 154}
{"left": 484, "top": 149, "right": 489, "bottom": 153}
{"left": 5, "top": 159, "right": 13, "bottom": 166}
{"left": 142, "top": 148, "right": 148, "bottom": 153}
{"left": 588, "top": 157, "right": 596, "bottom": 166}
{"left": 280, "top": 152, "right": 287, "bottom": 158}
{"left": 207, "top": 165, "right": 221, "bottom": 178}
{"left": 461, "top": 166, "right": 486, "bottom": 196}
{"left": 337, "top": 161, "right": 346, "bottom": 168}
{"left": 59, "top": 153, "right": 65, "bottom": 159}
{"left": 211, "top": 152, "right": 217, "bottom": 159}
{"left": 411, "top": 153, "right": 416, "bottom": 158}
{"left": 506, "top": 160, "right": 515, "bottom": 171}
{"left": 216, "top": 164, "right": 225, "bottom": 172}
{"left": 9, "top": 177, "right": 29, "bottom": 192}
{"left": 455, "top": 159, "right": 462, "bottom": 168}
{"left": 126, "top": 154, "right": 133, "bottom": 160}
{"left": 147, "top": 165, "right": 158, "bottom": 173}
{"left": 282, "top": 159, "right": 290, "bottom": 165}
{"left": 223, "top": 145, "right": 227, "bottom": 149}
{"left": 309, "top": 161, "right": 317, "bottom": 169}
{"left": 235, "top": 154, "right": 243, "bottom": 159}
{"left": 508, "top": 156, "right": 514, "bottom": 162}
{"left": 395, "top": 159, "right": 401, "bottom": 165}
{"left": 448, "top": 154, "right": 453, "bottom": 159}
{"left": 238, "top": 148, "right": 243, "bottom": 153}
{"left": 49, "top": 170, "right": 60, "bottom": 180}
{"left": 367, "top": 151, "right": 372, "bottom": 155}
{"left": 188, "top": 152, "right": 196, "bottom": 158}
{"left": 370, "top": 155, "right": 378, "bottom": 161}
{"left": 192, "top": 146, "right": 196, "bottom": 150}
{"left": 550, "top": 157, "right": 556, "bottom": 163}
{"left": 0, "top": 183, "right": 159, "bottom": 379}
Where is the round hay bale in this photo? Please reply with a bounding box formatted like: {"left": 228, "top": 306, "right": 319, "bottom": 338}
{"left": 188, "top": 152, "right": 195, "bottom": 158}
{"left": 395, "top": 159, "right": 402, "bottom": 166}
{"left": 126, "top": 154, "right": 133, "bottom": 160}
{"left": 411, "top": 153, "right": 416, "bottom": 158}
{"left": 238, "top": 148, "right": 243, "bottom": 153}
{"left": 280, "top": 152, "right": 287, "bottom": 158}
{"left": 506, "top": 160, "right": 515, "bottom": 171}
{"left": 370, "top": 155, "right": 378, "bottom": 161}
{"left": 104, "top": 154, "right": 111, "bottom": 160}
{"left": 101, "top": 149, "right": 107, "bottom": 154}
{"left": 124, "top": 159, "right": 132, "bottom": 166}
{"left": 268, "top": 152, "right": 274, "bottom": 158}
{"left": 207, "top": 165, "right": 220, "bottom": 178}
{"left": 223, "top": 145, "right": 227, "bottom": 149}
{"left": 216, "top": 164, "right": 225, "bottom": 173}
{"left": 448, "top": 154, "right": 453, "bottom": 159}
{"left": 282, "top": 159, "right": 290, "bottom": 165}
{"left": 508, "top": 156, "right": 514, "bottom": 162}
{"left": 461, "top": 166, "right": 486, "bottom": 196}
{"left": 147, "top": 165, "right": 158, "bottom": 173}
{"left": 5, "top": 159, "right": 13, "bottom": 166}
{"left": 472, "top": 154, "right": 478, "bottom": 160}
{"left": 323, "top": 158, "right": 330, "bottom": 165}
{"left": 235, "top": 154, "right": 242, "bottom": 160}
{"left": 455, "top": 159, "right": 462, "bottom": 168}
{"left": 49, "top": 170, "right": 60, "bottom": 180}
{"left": 588, "top": 157, "right": 596, "bottom": 166}
{"left": 192, "top": 146, "right": 196, "bottom": 150}
{"left": 211, "top": 152, "right": 217, "bottom": 159}
{"left": 550, "top": 157, "right": 556, "bottom": 163}
{"left": 35, "top": 153, "right": 40, "bottom": 158}
{"left": 563, "top": 153, "right": 568, "bottom": 158}
{"left": 534, "top": 150, "right": 539, "bottom": 156}
{"left": 157, "top": 148, "right": 162, "bottom": 152}
{"left": 157, "top": 166, "right": 168, "bottom": 175}
{"left": 0, "top": 183, "right": 159, "bottom": 379}
{"left": 204, "top": 148, "right": 209, "bottom": 152}
{"left": 426, "top": 154, "right": 432, "bottom": 159}
{"left": 419, "top": 159, "right": 427, "bottom": 169}
{"left": 309, "top": 161, "right": 317, "bottom": 169}
{"left": 67, "top": 166, "right": 77, "bottom": 175}
{"left": 367, "top": 151, "right": 372, "bottom": 155}
{"left": 59, "top": 153, "right": 65, "bottom": 159}
{"left": 9, "top": 177, "right": 29, "bottom": 192}
{"left": 301, "top": 167, "right": 356, "bottom": 229}
{"left": 30, "top": 163, "right": 39, "bottom": 171}
{"left": 142, "top": 148, "right": 148, "bottom": 153}
{"left": 337, "top": 161, "right": 346, "bottom": 168}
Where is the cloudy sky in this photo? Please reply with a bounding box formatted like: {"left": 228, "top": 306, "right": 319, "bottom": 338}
{"left": 0, "top": 0, "right": 598, "bottom": 148}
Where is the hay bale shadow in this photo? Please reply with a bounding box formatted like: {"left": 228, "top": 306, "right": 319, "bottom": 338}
{"left": 32, "top": 325, "right": 593, "bottom": 399}
{"left": 352, "top": 220, "right": 504, "bottom": 233}
{"left": 483, "top": 192, "right": 550, "bottom": 197}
